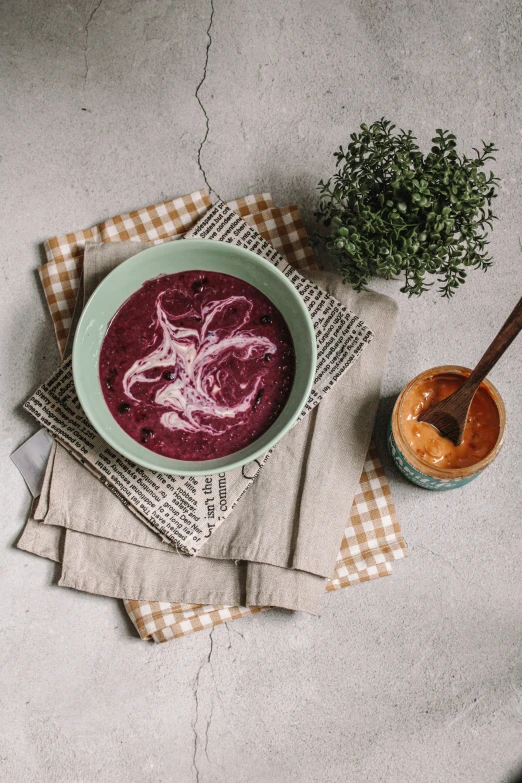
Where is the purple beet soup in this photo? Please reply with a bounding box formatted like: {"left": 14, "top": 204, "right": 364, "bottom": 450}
{"left": 99, "top": 270, "right": 296, "bottom": 461}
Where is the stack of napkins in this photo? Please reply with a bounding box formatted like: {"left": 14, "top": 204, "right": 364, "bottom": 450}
{"left": 16, "top": 190, "right": 407, "bottom": 642}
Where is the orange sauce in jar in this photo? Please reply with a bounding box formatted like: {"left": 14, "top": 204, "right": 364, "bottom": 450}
{"left": 401, "top": 373, "right": 500, "bottom": 469}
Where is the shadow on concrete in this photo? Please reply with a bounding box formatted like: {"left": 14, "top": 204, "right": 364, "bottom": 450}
{"left": 114, "top": 599, "right": 147, "bottom": 640}
{"left": 501, "top": 765, "right": 522, "bottom": 783}
{"left": 372, "top": 392, "right": 413, "bottom": 489}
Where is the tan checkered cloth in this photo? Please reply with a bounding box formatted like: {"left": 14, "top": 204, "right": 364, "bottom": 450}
{"left": 40, "top": 190, "right": 406, "bottom": 643}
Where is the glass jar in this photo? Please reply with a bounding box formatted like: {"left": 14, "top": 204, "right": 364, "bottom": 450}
{"left": 388, "top": 365, "right": 506, "bottom": 490}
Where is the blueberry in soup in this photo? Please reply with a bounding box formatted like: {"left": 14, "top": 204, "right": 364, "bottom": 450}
{"left": 99, "top": 271, "right": 296, "bottom": 461}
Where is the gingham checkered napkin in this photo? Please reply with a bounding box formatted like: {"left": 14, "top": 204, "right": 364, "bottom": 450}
{"left": 39, "top": 190, "right": 406, "bottom": 642}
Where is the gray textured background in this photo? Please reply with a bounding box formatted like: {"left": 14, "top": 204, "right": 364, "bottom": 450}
{"left": 1, "top": 1, "right": 522, "bottom": 781}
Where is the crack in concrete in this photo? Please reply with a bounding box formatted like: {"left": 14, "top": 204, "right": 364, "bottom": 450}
{"left": 203, "top": 696, "right": 213, "bottom": 765}
{"left": 411, "top": 544, "right": 461, "bottom": 578}
{"left": 195, "top": 0, "right": 218, "bottom": 198}
{"left": 224, "top": 623, "right": 233, "bottom": 650}
{"left": 225, "top": 622, "right": 244, "bottom": 646}
{"left": 191, "top": 628, "right": 215, "bottom": 783}
{"left": 229, "top": 625, "right": 244, "bottom": 640}
{"left": 83, "top": 0, "right": 104, "bottom": 85}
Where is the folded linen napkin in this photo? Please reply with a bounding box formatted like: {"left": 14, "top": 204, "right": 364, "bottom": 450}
{"left": 18, "top": 191, "right": 407, "bottom": 638}
{"left": 21, "top": 278, "right": 396, "bottom": 613}
{"left": 23, "top": 214, "right": 394, "bottom": 608}
{"left": 19, "top": 443, "right": 402, "bottom": 639}
{"left": 25, "top": 203, "right": 373, "bottom": 557}
{"left": 127, "top": 443, "right": 402, "bottom": 641}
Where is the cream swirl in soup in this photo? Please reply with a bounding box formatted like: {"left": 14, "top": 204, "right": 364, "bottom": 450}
{"left": 99, "top": 271, "right": 296, "bottom": 460}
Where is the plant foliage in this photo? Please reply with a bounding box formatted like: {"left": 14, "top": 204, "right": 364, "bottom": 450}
{"left": 314, "top": 119, "right": 499, "bottom": 296}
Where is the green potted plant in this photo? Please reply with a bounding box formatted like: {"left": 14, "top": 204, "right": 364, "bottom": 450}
{"left": 314, "top": 119, "right": 499, "bottom": 297}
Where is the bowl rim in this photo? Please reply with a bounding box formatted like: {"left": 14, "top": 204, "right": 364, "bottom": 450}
{"left": 72, "top": 238, "right": 317, "bottom": 475}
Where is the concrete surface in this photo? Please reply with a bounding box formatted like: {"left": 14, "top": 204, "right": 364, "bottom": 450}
{"left": 1, "top": 1, "right": 522, "bottom": 781}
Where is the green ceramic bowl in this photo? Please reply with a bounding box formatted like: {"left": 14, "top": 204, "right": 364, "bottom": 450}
{"left": 72, "top": 238, "right": 316, "bottom": 475}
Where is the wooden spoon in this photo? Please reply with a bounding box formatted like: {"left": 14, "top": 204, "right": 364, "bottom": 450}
{"left": 418, "top": 295, "right": 522, "bottom": 446}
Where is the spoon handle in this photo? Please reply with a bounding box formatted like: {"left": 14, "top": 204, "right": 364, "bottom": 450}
{"left": 467, "top": 295, "right": 522, "bottom": 389}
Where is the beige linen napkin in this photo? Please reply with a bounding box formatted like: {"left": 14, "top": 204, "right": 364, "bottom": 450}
{"left": 19, "top": 441, "right": 403, "bottom": 638}
{"left": 20, "top": 237, "right": 397, "bottom": 612}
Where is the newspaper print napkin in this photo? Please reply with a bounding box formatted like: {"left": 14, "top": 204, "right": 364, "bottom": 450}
{"left": 26, "top": 190, "right": 406, "bottom": 641}
{"left": 25, "top": 204, "right": 373, "bottom": 556}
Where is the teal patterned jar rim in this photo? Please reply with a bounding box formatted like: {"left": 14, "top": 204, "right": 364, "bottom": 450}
{"left": 392, "top": 365, "right": 506, "bottom": 481}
